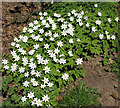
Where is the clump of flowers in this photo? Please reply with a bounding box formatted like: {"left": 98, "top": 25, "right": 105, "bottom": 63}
{"left": 2, "top": 3, "right": 119, "bottom": 107}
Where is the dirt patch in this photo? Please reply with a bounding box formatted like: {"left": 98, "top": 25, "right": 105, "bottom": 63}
{"left": 82, "top": 55, "right": 120, "bottom": 106}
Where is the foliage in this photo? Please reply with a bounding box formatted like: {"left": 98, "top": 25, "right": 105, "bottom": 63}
{"left": 2, "top": 2, "right": 119, "bottom": 107}
{"left": 56, "top": 81, "right": 102, "bottom": 107}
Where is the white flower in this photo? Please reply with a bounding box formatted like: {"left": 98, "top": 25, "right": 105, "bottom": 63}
{"left": 53, "top": 57, "right": 59, "bottom": 63}
{"left": 30, "top": 34, "right": 35, "bottom": 38}
{"left": 21, "top": 96, "right": 27, "bottom": 102}
{"left": 42, "top": 95, "right": 50, "bottom": 102}
{"left": 42, "top": 20, "right": 46, "bottom": 25}
{"left": 29, "top": 58, "right": 34, "bottom": 62}
{"left": 61, "top": 24, "right": 67, "bottom": 30}
{"left": 32, "top": 81, "right": 39, "bottom": 86}
{"left": 69, "top": 38, "right": 73, "bottom": 44}
{"left": 54, "top": 13, "right": 61, "bottom": 17}
{"left": 24, "top": 72, "right": 29, "bottom": 77}
{"left": 42, "top": 77, "right": 49, "bottom": 84}
{"left": 11, "top": 42, "right": 15, "bottom": 46}
{"left": 76, "top": 58, "right": 83, "bottom": 65}
{"left": 44, "top": 44, "right": 49, "bottom": 49}
{"left": 28, "top": 28, "right": 33, "bottom": 34}
{"left": 107, "top": 35, "right": 110, "bottom": 40}
{"left": 47, "top": 50, "right": 53, "bottom": 54}
{"left": 115, "top": 17, "right": 119, "bottom": 22}
{"left": 3, "top": 65, "right": 9, "bottom": 70}
{"left": 68, "top": 51, "right": 73, "bottom": 56}
{"left": 43, "top": 12, "right": 47, "bottom": 16}
{"left": 36, "top": 99, "right": 43, "bottom": 107}
{"left": 23, "top": 27, "right": 27, "bottom": 33}
{"left": 69, "top": 17, "right": 74, "bottom": 21}
{"left": 39, "top": 12, "right": 42, "bottom": 16}
{"left": 29, "top": 62, "right": 36, "bottom": 70}
{"left": 81, "top": 11, "right": 84, "bottom": 15}
{"left": 35, "top": 71, "right": 41, "bottom": 77}
{"left": 57, "top": 41, "right": 63, "bottom": 47}
{"left": 19, "top": 67, "right": 25, "bottom": 73}
{"left": 2, "top": 59, "right": 8, "bottom": 65}
{"left": 36, "top": 54, "right": 42, "bottom": 59}
{"left": 29, "top": 23, "right": 34, "bottom": 27}
{"left": 99, "top": 34, "right": 104, "bottom": 39}
{"left": 23, "top": 61, "right": 28, "bottom": 66}
{"left": 14, "top": 37, "right": 19, "bottom": 42}
{"left": 92, "top": 27, "right": 97, "bottom": 32}
{"left": 34, "top": 20, "right": 38, "bottom": 25}
{"left": 77, "top": 38, "right": 80, "bottom": 42}
{"left": 111, "top": 35, "right": 116, "bottom": 40}
{"left": 22, "top": 56, "right": 28, "bottom": 62}
{"left": 33, "top": 26, "right": 38, "bottom": 31}
{"left": 71, "top": 9, "right": 76, "bottom": 14}
{"left": 11, "top": 63, "right": 18, "bottom": 72}
{"left": 11, "top": 50, "right": 16, "bottom": 56}
{"left": 62, "top": 73, "right": 69, "bottom": 81}
{"left": 33, "top": 44, "right": 39, "bottom": 50}
{"left": 40, "top": 16, "right": 44, "bottom": 20}
{"left": 94, "top": 4, "right": 98, "bottom": 7}
{"left": 49, "top": 53, "right": 56, "bottom": 58}
{"left": 61, "top": 30, "right": 67, "bottom": 36}
{"left": 48, "top": 31, "right": 52, "bottom": 36}
{"left": 39, "top": 29, "right": 44, "bottom": 34}
{"left": 49, "top": 37, "right": 54, "bottom": 41}
{"left": 23, "top": 81, "right": 29, "bottom": 87}
{"left": 28, "top": 49, "right": 35, "bottom": 55}
{"left": 54, "top": 48, "right": 60, "bottom": 54}
{"left": 30, "top": 78, "right": 36, "bottom": 83}
{"left": 31, "top": 70, "right": 36, "bottom": 76}
{"left": 47, "top": 16, "right": 52, "bottom": 21}
{"left": 52, "top": 24, "right": 57, "bottom": 30}
{"left": 45, "top": 23, "right": 50, "bottom": 28}
{"left": 41, "top": 84, "right": 46, "bottom": 89}
{"left": 84, "top": 16, "right": 88, "bottom": 21}
{"left": 74, "top": 13, "right": 78, "bottom": 17}
{"left": 96, "top": 19, "right": 101, "bottom": 25}
{"left": 34, "top": 35, "right": 40, "bottom": 41}
{"left": 79, "top": 21, "right": 83, "bottom": 26}
{"left": 27, "top": 92, "right": 34, "bottom": 99}
{"left": 14, "top": 55, "right": 20, "bottom": 61}
{"left": 68, "top": 13, "right": 71, "bottom": 16}
{"left": 98, "top": 12, "right": 102, "bottom": 16}
{"left": 38, "top": 57, "right": 44, "bottom": 64}
{"left": 59, "top": 58, "right": 66, "bottom": 64}
{"left": 57, "top": 69, "right": 60, "bottom": 72}
{"left": 15, "top": 43, "right": 20, "bottom": 48}
{"left": 39, "top": 38, "right": 43, "bottom": 41}
{"left": 108, "top": 18, "right": 111, "bottom": 23}
{"left": 21, "top": 50, "right": 26, "bottom": 55}
{"left": 47, "top": 82, "right": 54, "bottom": 87}
{"left": 77, "top": 13, "right": 82, "bottom": 19}
{"left": 59, "top": 54, "right": 64, "bottom": 57}
{"left": 105, "top": 31, "right": 109, "bottom": 35}
{"left": 43, "top": 59, "right": 49, "bottom": 65}
{"left": 49, "top": 19, "right": 54, "bottom": 24}
{"left": 43, "top": 66, "right": 50, "bottom": 74}
{"left": 31, "top": 101, "right": 36, "bottom": 106}
{"left": 76, "top": 18, "right": 81, "bottom": 22}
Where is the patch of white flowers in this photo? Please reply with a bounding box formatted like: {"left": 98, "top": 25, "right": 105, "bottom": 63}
{"left": 2, "top": 3, "right": 119, "bottom": 107}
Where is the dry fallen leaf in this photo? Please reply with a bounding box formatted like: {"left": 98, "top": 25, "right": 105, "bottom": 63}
{"left": 111, "top": 93, "right": 119, "bottom": 100}
{"left": 26, "top": 47, "right": 32, "bottom": 52}
{"left": 17, "top": 27, "right": 23, "bottom": 31}
{"left": 54, "top": 95, "right": 63, "bottom": 101}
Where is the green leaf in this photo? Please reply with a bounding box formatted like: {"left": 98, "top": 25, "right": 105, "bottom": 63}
{"left": 50, "top": 68, "right": 61, "bottom": 76}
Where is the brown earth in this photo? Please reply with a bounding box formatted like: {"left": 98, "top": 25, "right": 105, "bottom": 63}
{"left": 1, "top": 2, "right": 120, "bottom": 107}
